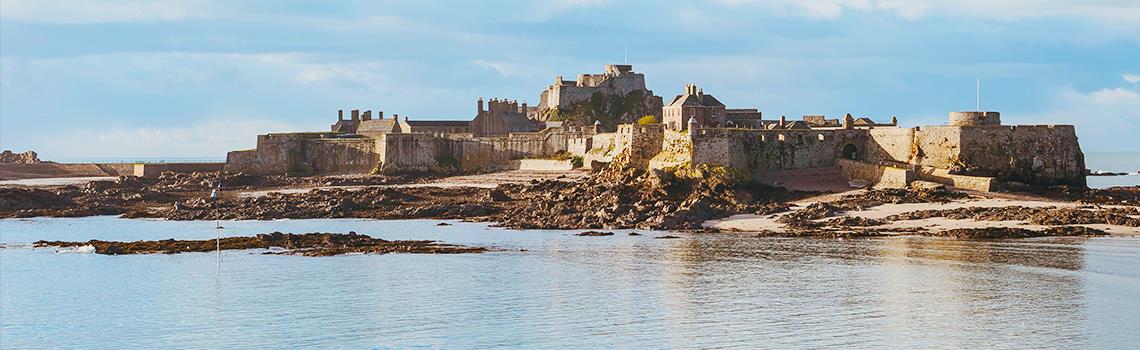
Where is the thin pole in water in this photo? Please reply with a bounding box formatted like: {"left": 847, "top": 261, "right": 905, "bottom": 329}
{"left": 211, "top": 178, "right": 221, "bottom": 262}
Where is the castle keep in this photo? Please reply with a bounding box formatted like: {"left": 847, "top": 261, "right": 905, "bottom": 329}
{"left": 226, "top": 64, "right": 1086, "bottom": 190}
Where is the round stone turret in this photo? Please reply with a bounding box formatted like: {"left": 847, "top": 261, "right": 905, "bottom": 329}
{"left": 687, "top": 116, "right": 698, "bottom": 136}
{"left": 949, "top": 111, "right": 1001, "bottom": 126}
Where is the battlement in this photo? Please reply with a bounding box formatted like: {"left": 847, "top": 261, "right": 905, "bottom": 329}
{"left": 617, "top": 123, "right": 664, "bottom": 134}
{"left": 540, "top": 65, "right": 655, "bottom": 115}
{"left": 949, "top": 111, "right": 1001, "bottom": 126}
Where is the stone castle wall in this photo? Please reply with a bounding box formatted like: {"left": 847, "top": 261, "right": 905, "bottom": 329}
{"left": 648, "top": 129, "right": 693, "bottom": 169}
{"left": 866, "top": 127, "right": 915, "bottom": 164}
{"left": 864, "top": 123, "right": 1084, "bottom": 186}
{"left": 133, "top": 163, "right": 225, "bottom": 178}
{"left": 956, "top": 125, "right": 1084, "bottom": 186}
{"left": 541, "top": 69, "right": 649, "bottom": 110}
{"left": 377, "top": 127, "right": 594, "bottom": 173}
{"left": 836, "top": 159, "right": 913, "bottom": 188}
{"left": 688, "top": 128, "right": 868, "bottom": 173}
{"left": 225, "top": 133, "right": 374, "bottom": 175}
{"left": 949, "top": 111, "right": 1001, "bottom": 126}
{"left": 301, "top": 139, "right": 376, "bottom": 174}
{"left": 616, "top": 124, "right": 664, "bottom": 168}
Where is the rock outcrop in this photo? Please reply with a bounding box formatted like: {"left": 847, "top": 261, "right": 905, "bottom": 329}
{"left": 0, "top": 150, "right": 46, "bottom": 164}
{"left": 34, "top": 231, "right": 486, "bottom": 256}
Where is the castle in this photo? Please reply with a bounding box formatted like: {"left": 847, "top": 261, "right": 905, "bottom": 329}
{"left": 225, "top": 64, "right": 1086, "bottom": 190}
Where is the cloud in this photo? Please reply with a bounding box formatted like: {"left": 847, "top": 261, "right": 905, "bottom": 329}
{"left": 471, "top": 60, "right": 531, "bottom": 79}
{"left": 50, "top": 118, "right": 303, "bottom": 158}
{"left": 1125, "top": 74, "right": 1140, "bottom": 84}
{"left": 291, "top": 63, "right": 388, "bottom": 89}
{"left": 712, "top": 0, "right": 1140, "bottom": 24}
{"left": 1007, "top": 85, "right": 1140, "bottom": 151}
{"left": 528, "top": 0, "right": 611, "bottom": 20}
{"left": 0, "top": 0, "right": 220, "bottom": 23}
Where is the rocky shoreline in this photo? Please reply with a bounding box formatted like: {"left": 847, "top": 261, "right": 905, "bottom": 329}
{"left": 34, "top": 231, "right": 486, "bottom": 256}
{"left": 3, "top": 167, "right": 1139, "bottom": 239}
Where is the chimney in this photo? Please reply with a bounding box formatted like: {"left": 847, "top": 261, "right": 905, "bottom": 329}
{"left": 478, "top": 97, "right": 484, "bottom": 113}
{"left": 891, "top": 116, "right": 897, "bottom": 125}
{"left": 697, "top": 88, "right": 704, "bottom": 99}
{"left": 404, "top": 115, "right": 409, "bottom": 122}
{"left": 379, "top": 111, "right": 384, "bottom": 119}
{"left": 338, "top": 109, "right": 344, "bottom": 121}
{"left": 779, "top": 115, "right": 786, "bottom": 127}
{"left": 351, "top": 109, "right": 360, "bottom": 121}
{"left": 393, "top": 114, "right": 398, "bottom": 120}
{"left": 843, "top": 113, "right": 854, "bottom": 129}
{"left": 364, "top": 110, "right": 373, "bottom": 121}
{"left": 521, "top": 100, "right": 527, "bottom": 115}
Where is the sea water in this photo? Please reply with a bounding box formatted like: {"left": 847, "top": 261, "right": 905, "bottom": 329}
{"left": 1086, "top": 151, "right": 1140, "bottom": 189}
{"left": 1, "top": 217, "right": 1139, "bottom": 349}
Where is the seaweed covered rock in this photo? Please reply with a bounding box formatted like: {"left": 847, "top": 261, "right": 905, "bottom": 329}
{"left": 490, "top": 162, "right": 805, "bottom": 230}
{"left": 34, "top": 231, "right": 486, "bottom": 256}
{"left": 932, "top": 226, "right": 1107, "bottom": 239}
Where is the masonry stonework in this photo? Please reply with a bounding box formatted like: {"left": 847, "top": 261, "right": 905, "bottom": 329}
{"left": 225, "top": 61, "right": 1087, "bottom": 192}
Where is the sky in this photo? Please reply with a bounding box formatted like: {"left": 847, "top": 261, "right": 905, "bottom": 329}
{"left": 1, "top": 0, "right": 1138, "bottom": 160}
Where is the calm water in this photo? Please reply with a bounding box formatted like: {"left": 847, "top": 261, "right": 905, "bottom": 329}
{"left": 1085, "top": 152, "right": 1140, "bottom": 189}
{"left": 2, "top": 217, "right": 1139, "bottom": 349}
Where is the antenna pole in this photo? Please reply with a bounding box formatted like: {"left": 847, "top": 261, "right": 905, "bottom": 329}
{"left": 976, "top": 78, "right": 980, "bottom": 111}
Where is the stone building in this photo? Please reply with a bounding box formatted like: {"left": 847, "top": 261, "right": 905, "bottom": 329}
{"left": 536, "top": 64, "right": 663, "bottom": 126}
{"left": 663, "top": 84, "right": 727, "bottom": 130}
{"left": 331, "top": 109, "right": 470, "bottom": 135}
{"left": 470, "top": 97, "right": 541, "bottom": 136}
{"left": 539, "top": 64, "right": 648, "bottom": 111}
{"left": 231, "top": 63, "right": 1085, "bottom": 190}
{"left": 405, "top": 120, "right": 470, "bottom": 134}
{"left": 569, "top": 109, "right": 1085, "bottom": 191}
{"left": 725, "top": 109, "right": 763, "bottom": 128}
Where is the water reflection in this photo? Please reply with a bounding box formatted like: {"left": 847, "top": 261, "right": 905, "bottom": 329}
{"left": 656, "top": 234, "right": 1095, "bottom": 348}
{"left": 1, "top": 218, "right": 1137, "bottom": 349}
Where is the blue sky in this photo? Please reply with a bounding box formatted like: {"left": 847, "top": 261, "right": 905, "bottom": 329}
{"left": 1, "top": 0, "right": 1138, "bottom": 159}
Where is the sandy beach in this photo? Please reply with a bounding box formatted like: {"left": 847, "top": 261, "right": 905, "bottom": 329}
{"left": 706, "top": 190, "right": 1140, "bottom": 236}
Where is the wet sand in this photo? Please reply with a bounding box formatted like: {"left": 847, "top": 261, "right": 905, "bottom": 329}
{"left": 0, "top": 176, "right": 118, "bottom": 187}
{"left": 238, "top": 169, "right": 588, "bottom": 198}
{"left": 706, "top": 190, "right": 1140, "bottom": 236}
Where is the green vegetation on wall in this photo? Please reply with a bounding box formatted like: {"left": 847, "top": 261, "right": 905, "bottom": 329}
{"left": 636, "top": 115, "right": 658, "bottom": 125}
{"left": 548, "top": 90, "right": 661, "bottom": 131}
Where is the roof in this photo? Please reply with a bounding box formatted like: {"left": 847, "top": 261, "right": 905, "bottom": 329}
{"left": 667, "top": 93, "right": 725, "bottom": 108}
{"left": 783, "top": 121, "right": 811, "bottom": 129}
{"left": 406, "top": 120, "right": 470, "bottom": 127}
{"left": 356, "top": 119, "right": 403, "bottom": 134}
{"left": 331, "top": 119, "right": 359, "bottom": 133}
{"left": 764, "top": 121, "right": 811, "bottom": 130}
{"left": 853, "top": 117, "right": 876, "bottom": 126}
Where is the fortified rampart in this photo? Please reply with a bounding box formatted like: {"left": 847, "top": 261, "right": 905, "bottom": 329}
{"left": 228, "top": 127, "right": 595, "bottom": 175}
{"left": 223, "top": 59, "right": 1086, "bottom": 191}
{"left": 225, "top": 133, "right": 376, "bottom": 175}
{"left": 862, "top": 113, "right": 1084, "bottom": 186}
{"left": 686, "top": 128, "right": 868, "bottom": 173}
{"left": 539, "top": 64, "right": 648, "bottom": 111}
